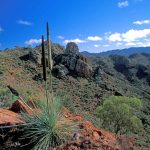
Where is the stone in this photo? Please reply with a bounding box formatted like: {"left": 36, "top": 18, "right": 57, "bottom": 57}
{"left": 9, "top": 99, "right": 33, "bottom": 114}
{"left": 93, "top": 131, "right": 100, "bottom": 141}
{"left": 0, "top": 108, "right": 24, "bottom": 125}
{"left": 75, "top": 59, "right": 93, "bottom": 78}
{"left": 61, "top": 55, "right": 78, "bottom": 71}
{"left": 53, "top": 64, "right": 69, "bottom": 78}
{"left": 65, "top": 42, "right": 79, "bottom": 56}
{"left": 29, "top": 50, "right": 41, "bottom": 65}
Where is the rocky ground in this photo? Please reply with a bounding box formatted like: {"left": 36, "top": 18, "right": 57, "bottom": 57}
{"left": 0, "top": 42, "right": 150, "bottom": 149}
{"left": 0, "top": 100, "right": 136, "bottom": 150}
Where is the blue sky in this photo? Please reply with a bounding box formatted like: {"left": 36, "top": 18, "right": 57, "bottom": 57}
{"left": 0, "top": 0, "right": 150, "bottom": 52}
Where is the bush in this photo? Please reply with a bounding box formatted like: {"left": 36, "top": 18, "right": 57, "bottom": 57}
{"left": 96, "top": 96, "right": 143, "bottom": 134}
{"left": 0, "top": 64, "right": 5, "bottom": 75}
{"left": 22, "top": 97, "right": 75, "bottom": 150}
{"left": 0, "top": 87, "right": 17, "bottom": 107}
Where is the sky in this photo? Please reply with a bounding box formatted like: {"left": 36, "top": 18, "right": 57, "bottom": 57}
{"left": 0, "top": 0, "right": 150, "bottom": 52}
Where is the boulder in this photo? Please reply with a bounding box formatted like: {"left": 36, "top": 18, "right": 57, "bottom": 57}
{"left": 9, "top": 99, "right": 33, "bottom": 114}
{"left": 65, "top": 42, "right": 79, "bottom": 56}
{"left": 75, "top": 60, "right": 93, "bottom": 78}
{"left": 53, "top": 64, "right": 69, "bottom": 79}
{"left": 29, "top": 50, "right": 41, "bottom": 65}
{"left": 0, "top": 108, "right": 24, "bottom": 126}
{"left": 54, "top": 43, "right": 93, "bottom": 78}
{"left": 55, "top": 54, "right": 78, "bottom": 71}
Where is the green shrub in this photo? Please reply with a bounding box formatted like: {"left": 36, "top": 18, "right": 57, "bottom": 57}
{"left": 56, "top": 91, "right": 76, "bottom": 113}
{"left": 96, "top": 96, "right": 143, "bottom": 134}
{"left": 22, "top": 97, "right": 76, "bottom": 150}
{"left": 0, "top": 87, "right": 17, "bottom": 107}
{"left": 0, "top": 64, "right": 5, "bottom": 75}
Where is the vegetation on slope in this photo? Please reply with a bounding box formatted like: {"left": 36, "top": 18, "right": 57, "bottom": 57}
{"left": 96, "top": 96, "right": 143, "bottom": 134}
{"left": 0, "top": 44, "right": 150, "bottom": 149}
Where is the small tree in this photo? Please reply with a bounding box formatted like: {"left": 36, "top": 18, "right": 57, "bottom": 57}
{"left": 96, "top": 96, "right": 143, "bottom": 134}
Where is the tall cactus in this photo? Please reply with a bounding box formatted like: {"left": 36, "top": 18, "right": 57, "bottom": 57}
{"left": 42, "top": 35, "right": 47, "bottom": 81}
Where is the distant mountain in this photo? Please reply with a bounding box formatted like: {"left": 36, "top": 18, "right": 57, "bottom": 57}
{"left": 81, "top": 47, "right": 150, "bottom": 57}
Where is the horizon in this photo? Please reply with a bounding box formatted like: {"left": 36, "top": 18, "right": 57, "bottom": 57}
{"left": 0, "top": 0, "right": 150, "bottom": 52}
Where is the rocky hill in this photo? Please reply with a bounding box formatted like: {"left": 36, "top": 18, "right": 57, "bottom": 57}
{"left": 0, "top": 42, "right": 150, "bottom": 149}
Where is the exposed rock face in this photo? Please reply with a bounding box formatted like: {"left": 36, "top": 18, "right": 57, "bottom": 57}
{"left": 55, "top": 54, "right": 93, "bottom": 78}
{"left": 29, "top": 50, "right": 41, "bottom": 65}
{"left": 58, "top": 108, "right": 136, "bottom": 150}
{"left": 0, "top": 108, "right": 24, "bottom": 125}
{"left": 75, "top": 59, "right": 93, "bottom": 78}
{"left": 53, "top": 64, "right": 69, "bottom": 79}
{"left": 56, "top": 54, "right": 78, "bottom": 71}
{"left": 65, "top": 42, "right": 79, "bottom": 56}
{"left": 10, "top": 99, "right": 33, "bottom": 114}
{"left": 54, "top": 42, "right": 93, "bottom": 78}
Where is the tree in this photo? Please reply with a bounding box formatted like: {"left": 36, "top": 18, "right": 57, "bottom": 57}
{"left": 96, "top": 96, "right": 143, "bottom": 134}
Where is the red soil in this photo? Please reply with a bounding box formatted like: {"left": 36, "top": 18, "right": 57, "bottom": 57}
{"left": 0, "top": 108, "right": 24, "bottom": 126}
{"left": 60, "top": 108, "right": 136, "bottom": 150}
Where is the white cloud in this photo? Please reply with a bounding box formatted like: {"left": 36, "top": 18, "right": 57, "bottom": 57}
{"left": 0, "top": 26, "right": 4, "bottom": 32}
{"left": 104, "top": 32, "right": 112, "bottom": 35}
{"left": 124, "top": 41, "right": 150, "bottom": 47}
{"left": 125, "top": 42, "right": 136, "bottom": 46}
{"left": 116, "top": 42, "right": 123, "bottom": 46}
{"left": 57, "top": 35, "right": 64, "bottom": 40}
{"left": 103, "top": 44, "right": 110, "bottom": 47}
{"left": 118, "top": 1, "right": 129, "bottom": 8}
{"left": 108, "top": 29, "right": 150, "bottom": 43}
{"left": 142, "top": 42, "right": 150, "bottom": 47}
{"left": 17, "top": 20, "right": 32, "bottom": 26}
{"left": 133, "top": 20, "right": 150, "bottom": 25}
{"left": 25, "top": 39, "right": 41, "bottom": 45}
{"left": 108, "top": 33, "right": 122, "bottom": 42}
{"left": 87, "top": 36, "right": 102, "bottom": 41}
{"left": 64, "top": 38, "right": 86, "bottom": 44}
{"left": 122, "top": 29, "right": 150, "bottom": 42}
{"left": 144, "top": 39, "right": 150, "bottom": 42}
{"left": 94, "top": 44, "right": 100, "bottom": 48}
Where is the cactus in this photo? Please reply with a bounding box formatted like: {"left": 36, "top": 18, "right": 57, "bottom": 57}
{"left": 41, "top": 35, "right": 47, "bottom": 81}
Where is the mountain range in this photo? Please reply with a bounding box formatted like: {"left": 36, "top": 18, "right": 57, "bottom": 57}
{"left": 82, "top": 46, "right": 150, "bottom": 57}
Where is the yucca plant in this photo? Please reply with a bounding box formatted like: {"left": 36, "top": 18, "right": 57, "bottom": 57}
{"left": 41, "top": 35, "right": 47, "bottom": 82}
{"left": 21, "top": 97, "right": 75, "bottom": 150}
{"left": 46, "top": 22, "right": 53, "bottom": 102}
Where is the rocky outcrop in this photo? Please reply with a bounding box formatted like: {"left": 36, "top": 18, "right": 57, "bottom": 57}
{"left": 20, "top": 50, "right": 42, "bottom": 65}
{"left": 65, "top": 42, "right": 79, "bottom": 56}
{"left": 53, "top": 64, "right": 69, "bottom": 79}
{"left": 0, "top": 101, "right": 136, "bottom": 150}
{"left": 55, "top": 54, "right": 78, "bottom": 71}
{"left": 54, "top": 42, "right": 93, "bottom": 78}
{"left": 10, "top": 99, "right": 33, "bottom": 114}
{"left": 58, "top": 108, "right": 136, "bottom": 150}
{"left": 29, "top": 50, "right": 42, "bottom": 65}
{"left": 0, "top": 108, "right": 24, "bottom": 126}
{"left": 75, "top": 59, "right": 93, "bottom": 78}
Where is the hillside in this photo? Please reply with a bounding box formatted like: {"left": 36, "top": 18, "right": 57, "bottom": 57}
{"left": 0, "top": 43, "right": 150, "bottom": 149}
{"left": 82, "top": 46, "right": 150, "bottom": 57}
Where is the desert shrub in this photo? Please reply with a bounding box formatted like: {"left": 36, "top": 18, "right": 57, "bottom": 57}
{"left": 96, "top": 96, "right": 143, "bottom": 134}
{"left": 0, "top": 64, "right": 5, "bottom": 75}
{"left": 22, "top": 97, "right": 75, "bottom": 150}
{"left": 82, "top": 113, "right": 101, "bottom": 128}
{"left": 0, "top": 87, "right": 17, "bottom": 107}
{"left": 56, "top": 90, "right": 76, "bottom": 113}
